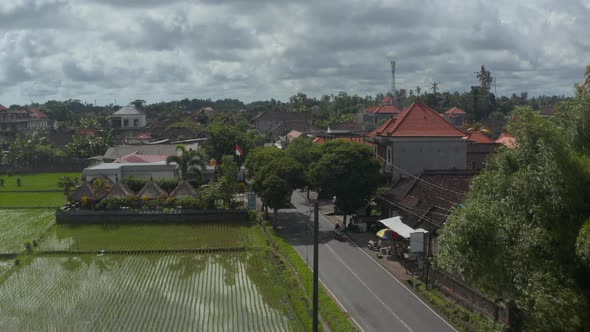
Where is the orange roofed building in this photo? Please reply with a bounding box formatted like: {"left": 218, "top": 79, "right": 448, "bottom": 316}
{"left": 362, "top": 96, "right": 402, "bottom": 129}
{"left": 367, "top": 102, "right": 467, "bottom": 180}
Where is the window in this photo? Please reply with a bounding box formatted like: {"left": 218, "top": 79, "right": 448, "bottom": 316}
{"left": 123, "top": 119, "right": 129, "bottom": 127}
{"left": 134, "top": 119, "right": 139, "bottom": 127}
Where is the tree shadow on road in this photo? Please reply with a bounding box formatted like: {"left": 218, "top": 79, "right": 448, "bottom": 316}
{"left": 274, "top": 210, "right": 359, "bottom": 248}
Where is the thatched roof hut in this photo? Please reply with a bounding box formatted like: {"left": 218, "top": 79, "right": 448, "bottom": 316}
{"left": 168, "top": 180, "right": 197, "bottom": 198}
{"left": 106, "top": 182, "right": 135, "bottom": 198}
{"left": 89, "top": 174, "right": 113, "bottom": 186}
{"left": 137, "top": 180, "right": 167, "bottom": 199}
{"left": 69, "top": 181, "right": 95, "bottom": 202}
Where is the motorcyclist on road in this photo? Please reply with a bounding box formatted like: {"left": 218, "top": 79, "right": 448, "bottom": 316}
{"left": 335, "top": 222, "right": 341, "bottom": 231}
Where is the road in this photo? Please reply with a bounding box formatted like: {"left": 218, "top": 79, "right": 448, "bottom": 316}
{"left": 276, "top": 192, "right": 456, "bottom": 332}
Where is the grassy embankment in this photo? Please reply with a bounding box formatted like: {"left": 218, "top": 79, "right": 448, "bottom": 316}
{"left": 252, "top": 212, "right": 358, "bottom": 332}
{"left": 408, "top": 279, "right": 505, "bottom": 332}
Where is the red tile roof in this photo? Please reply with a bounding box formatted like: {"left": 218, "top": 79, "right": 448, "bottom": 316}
{"left": 381, "top": 96, "right": 394, "bottom": 103}
{"left": 495, "top": 132, "right": 517, "bottom": 148}
{"left": 0, "top": 104, "right": 7, "bottom": 111}
{"left": 78, "top": 129, "right": 98, "bottom": 138}
{"left": 136, "top": 132, "right": 152, "bottom": 140}
{"left": 363, "top": 104, "right": 401, "bottom": 115}
{"left": 444, "top": 107, "right": 466, "bottom": 117}
{"left": 463, "top": 131, "right": 496, "bottom": 144}
{"left": 368, "top": 102, "right": 466, "bottom": 137}
{"left": 29, "top": 108, "right": 48, "bottom": 118}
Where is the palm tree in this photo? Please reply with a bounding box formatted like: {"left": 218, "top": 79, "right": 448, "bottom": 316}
{"left": 431, "top": 82, "right": 439, "bottom": 94}
{"left": 57, "top": 176, "right": 80, "bottom": 203}
{"left": 166, "top": 144, "right": 206, "bottom": 180}
{"left": 466, "top": 122, "right": 493, "bottom": 135}
{"left": 416, "top": 86, "right": 422, "bottom": 96}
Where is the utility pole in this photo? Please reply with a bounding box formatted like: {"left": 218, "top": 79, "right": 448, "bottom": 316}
{"left": 313, "top": 201, "right": 319, "bottom": 332}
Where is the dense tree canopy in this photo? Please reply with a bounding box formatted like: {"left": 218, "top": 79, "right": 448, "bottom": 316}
{"left": 437, "top": 96, "right": 590, "bottom": 330}
{"left": 310, "top": 140, "right": 380, "bottom": 220}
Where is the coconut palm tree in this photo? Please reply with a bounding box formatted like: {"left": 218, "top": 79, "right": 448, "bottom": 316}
{"left": 431, "top": 81, "right": 439, "bottom": 94}
{"left": 166, "top": 144, "right": 206, "bottom": 180}
{"left": 466, "top": 122, "right": 493, "bottom": 135}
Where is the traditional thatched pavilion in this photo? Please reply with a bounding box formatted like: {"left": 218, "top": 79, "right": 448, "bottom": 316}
{"left": 106, "top": 181, "right": 135, "bottom": 198}
{"left": 89, "top": 174, "right": 114, "bottom": 186}
{"left": 69, "top": 181, "right": 95, "bottom": 203}
{"left": 136, "top": 180, "right": 167, "bottom": 199}
{"left": 168, "top": 180, "right": 197, "bottom": 198}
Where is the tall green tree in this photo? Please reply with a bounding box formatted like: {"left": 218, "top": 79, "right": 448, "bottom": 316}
{"left": 204, "top": 123, "right": 251, "bottom": 163}
{"left": 286, "top": 137, "right": 322, "bottom": 198}
{"left": 310, "top": 140, "right": 380, "bottom": 227}
{"left": 437, "top": 106, "right": 590, "bottom": 331}
{"left": 252, "top": 154, "right": 306, "bottom": 228}
{"left": 166, "top": 145, "right": 206, "bottom": 180}
{"left": 217, "top": 155, "right": 240, "bottom": 207}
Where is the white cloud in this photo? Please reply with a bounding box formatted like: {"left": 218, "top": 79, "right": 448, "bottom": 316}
{"left": 0, "top": 0, "right": 588, "bottom": 106}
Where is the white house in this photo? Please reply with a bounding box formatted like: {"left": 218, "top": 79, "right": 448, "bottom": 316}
{"left": 109, "top": 106, "right": 147, "bottom": 138}
{"left": 367, "top": 102, "right": 467, "bottom": 180}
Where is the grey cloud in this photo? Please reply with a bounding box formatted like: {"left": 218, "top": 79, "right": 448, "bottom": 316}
{"left": 0, "top": 0, "right": 587, "bottom": 105}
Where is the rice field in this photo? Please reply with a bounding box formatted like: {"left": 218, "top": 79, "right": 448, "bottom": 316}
{"left": 0, "top": 192, "right": 66, "bottom": 208}
{"left": 0, "top": 209, "right": 55, "bottom": 254}
{"left": 0, "top": 172, "right": 79, "bottom": 191}
{"left": 0, "top": 252, "right": 298, "bottom": 331}
{"left": 39, "top": 222, "right": 262, "bottom": 252}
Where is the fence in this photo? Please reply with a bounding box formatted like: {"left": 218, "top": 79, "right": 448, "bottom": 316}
{"left": 403, "top": 257, "right": 509, "bottom": 325}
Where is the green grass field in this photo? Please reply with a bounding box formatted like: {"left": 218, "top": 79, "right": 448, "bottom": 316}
{"left": 0, "top": 253, "right": 298, "bottom": 331}
{"left": 39, "top": 222, "right": 262, "bottom": 251}
{"left": 0, "top": 192, "right": 66, "bottom": 208}
{"left": 0, "top": 210, "right": 55, "bottom": 254}
{"left": 0, "top": 172, "right": 79, "bottom": 191}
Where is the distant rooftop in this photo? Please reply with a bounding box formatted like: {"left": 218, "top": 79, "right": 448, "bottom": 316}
{"left": 112, "top": 106, "right": 145, "bottom": 116}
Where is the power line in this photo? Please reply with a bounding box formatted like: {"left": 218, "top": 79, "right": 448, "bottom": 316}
{"left": 375, "top": 154, "right": 467, "bottom": 196}
{"left": 377, "top": 194, "right": 448, "bottom": 229}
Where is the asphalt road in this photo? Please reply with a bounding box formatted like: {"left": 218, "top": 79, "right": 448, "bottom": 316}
{"left": 276, "top": 192, "right": 456, "bottom": 332}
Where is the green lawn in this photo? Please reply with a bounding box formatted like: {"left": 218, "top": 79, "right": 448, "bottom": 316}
{"left": 0, "top": 209, "right": 55, "bottom": 254}
{"left": 0, "top": 172, "right": 79, "bottom": 191}
{"left": 0, "top": 192, "right": 66, "bottom": 208}
{"left": 39, "top": 222, "right": 261, "bottom": 251}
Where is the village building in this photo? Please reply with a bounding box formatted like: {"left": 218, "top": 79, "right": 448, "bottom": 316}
{"left": 367, "top": 102, "right": 467, "bottom": 181}
{"left": 464, "top": 131, "right": 500, "bottom": 170}
{"left": 361, "top": 96, "right": 402, "bottom": 129}
{"left": 253, "top": 111, "right": 313, "bottom": 140}
{"left": 376, "top": 169, "right": 477, "bottom": 255}
{"left": 0, "top": 105, "right": 52, "bottom": 136}
{"left": 442, "top": 107, "right": 466, "bottom": 127}
{"left": 108, "top": 106, "right": 147, "bottom": 139}
{"left": 495, "top": 132, "right": 517, "bottom": 148}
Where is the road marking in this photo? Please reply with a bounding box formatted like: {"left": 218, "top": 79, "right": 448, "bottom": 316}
{"left": 314, "top": 212, "right": 458, "bottom": 332}
{"left": 323, "top": 242, "right": 414, "bottom": 332}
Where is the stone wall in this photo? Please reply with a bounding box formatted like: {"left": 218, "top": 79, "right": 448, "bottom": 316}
{"left": 56, "top": 209, "right": 249, "bottom": 224}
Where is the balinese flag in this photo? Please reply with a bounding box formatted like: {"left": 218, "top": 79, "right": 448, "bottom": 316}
{"left": 235, "top": 144, "right": 243, "bottom": 157}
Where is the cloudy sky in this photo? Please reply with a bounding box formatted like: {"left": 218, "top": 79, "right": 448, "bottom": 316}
{"left": 0, "top": 0, "right": 588, "bottom": 106}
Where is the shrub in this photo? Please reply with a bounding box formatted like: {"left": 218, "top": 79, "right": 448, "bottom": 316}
{"left": 81, "top": 196, "right": 89, "bottom": 206}
{"left": 157, "top": 178, "right": 180, "bottom": 192}
{"left": 123, "top": 177, "right": 148, "bottom": 192}
{"left": 16, "top": 177, "right": 22, "bottom": 187}
{"left": 175, "top": 197, "right": 199, "bottom": 209}
{"left": 23, "top": 240, "right": 33, "bottom": 253}
{"left": 96, "top": 197, "right": 125, "bottom": 210}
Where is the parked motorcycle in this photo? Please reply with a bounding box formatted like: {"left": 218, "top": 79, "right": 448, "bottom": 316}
{"left": 334, "top": 229, "right": 345, "bottom": 241}
{"left": 368, "top": 240, "right": 382, "bottom": 251}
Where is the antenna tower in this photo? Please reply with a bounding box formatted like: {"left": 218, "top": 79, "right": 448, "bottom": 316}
{"left": 390, "top": 60, "right": 396, "bottom": 95}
